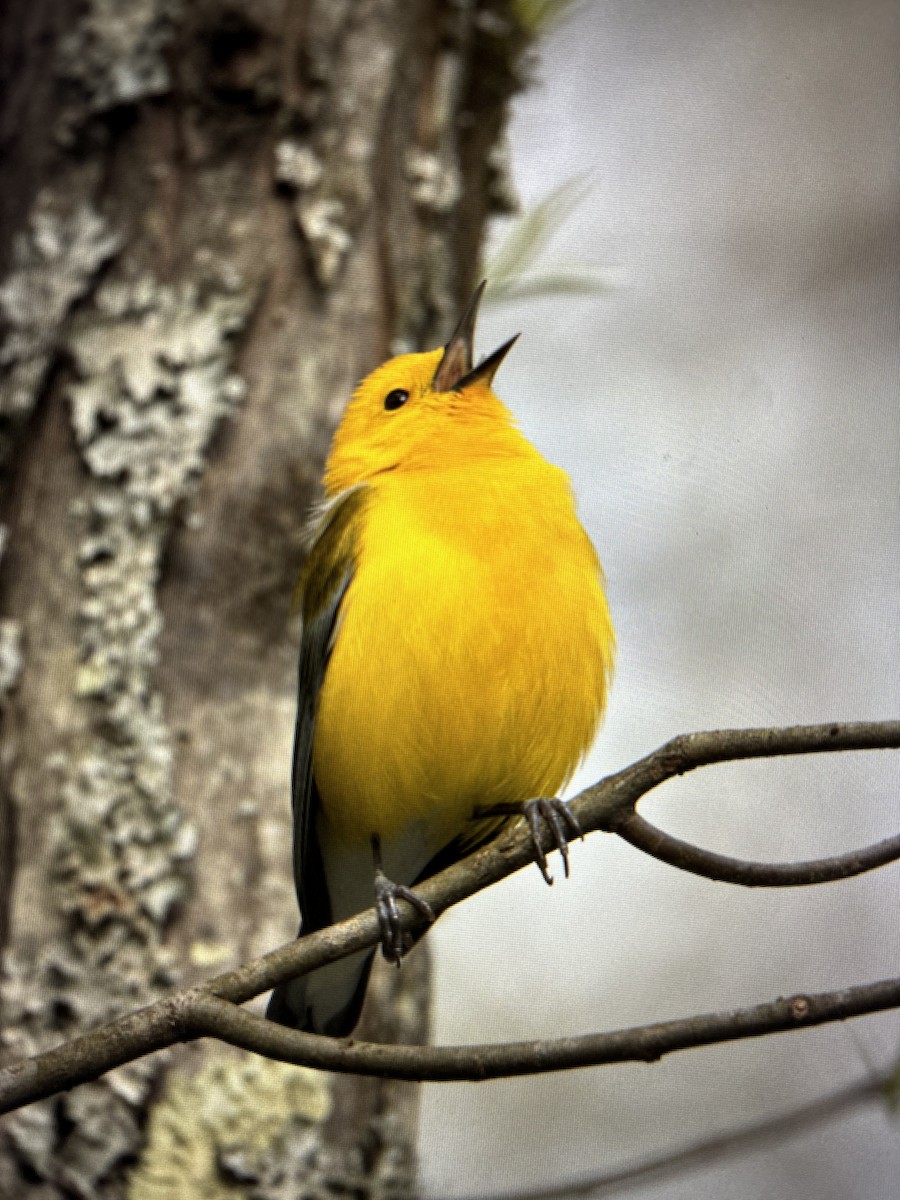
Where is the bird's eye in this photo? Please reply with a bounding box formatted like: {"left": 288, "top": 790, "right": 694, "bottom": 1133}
{"left": 384, "top": 388, "right": 409, "bottom": 411}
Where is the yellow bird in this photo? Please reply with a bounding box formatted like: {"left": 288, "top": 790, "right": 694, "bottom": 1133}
{"left": 267, "top": 284, "right": 615, "bottom": 1035}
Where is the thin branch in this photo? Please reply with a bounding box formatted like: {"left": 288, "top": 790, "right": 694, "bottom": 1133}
{"left": 451, "top": 1071, "right": 896, "bottom": 1200}
{"left": 1, "top": 719, "right": 898, "bottom": 1114}
{"left": 610, "top": 812, "right": 900, "bottom": 886}
{"left": 2, "top": 976, "right": 897, "bottom": 1118}
{"left": 186, "top": 976, "right": 900, "bottom": 1081}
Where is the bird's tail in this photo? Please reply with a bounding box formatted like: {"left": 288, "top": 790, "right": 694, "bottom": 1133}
{"left": 266, "top": 936, "right": 376, "bottom": 1037}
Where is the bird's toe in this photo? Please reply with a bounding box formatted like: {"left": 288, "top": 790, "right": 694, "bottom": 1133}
{"left": 523, "top": 797, "right": 584, "bottom": 884}
{"left": 373, "top": 871, "right": 435, "bottom": 964}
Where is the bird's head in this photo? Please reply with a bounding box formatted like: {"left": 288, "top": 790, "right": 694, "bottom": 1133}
{"left": 324, "top": 283, "right": 520, "bottom": 494}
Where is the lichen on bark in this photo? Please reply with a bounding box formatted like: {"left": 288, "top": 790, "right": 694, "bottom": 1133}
{"left": 0, "top": 192, "right": 120, "bottom": 469}
{"left": 56, "top": 0, "right": 179, "bottom": 141}
{"left": 277, "top": 0, "right": 404, "bottom": 288}
{"left": 0, "top": 0, "right": 528, "bottom": 1194}
{"left": 1, "top": 270, "right": 251, "bottom": 1195}
{"left": 129, "top": 1054, "right": 331, "bottom": 1200}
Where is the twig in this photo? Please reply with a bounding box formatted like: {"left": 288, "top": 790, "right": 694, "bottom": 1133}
{"left": 0, "top": 719, "right": 897, "bottom": 1114}
{"left": 187, "top": 976, "right": 900, "bottom": 1080}
{"left": 448, "top": 1071, "right": 895, "bottom": 1200}
{"left": 610, "top": 812, "right": 900, "bottom": 886}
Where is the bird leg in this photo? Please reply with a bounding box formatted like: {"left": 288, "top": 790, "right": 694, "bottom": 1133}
{"left": 371, "top": 834, "right": 435, "bottom": 964}
{"left": 522, "top": 798, "right": 583, "bottom": 884}
{"left": 474, "top": 798, "right": 584, "bottom": 885}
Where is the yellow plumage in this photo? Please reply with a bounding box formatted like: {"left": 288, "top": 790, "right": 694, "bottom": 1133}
{"left": 317, "top": 351, "right": 612, "bottom": 844}
{"left": 268, "top": 289, "right": 614, "bottom": 1036}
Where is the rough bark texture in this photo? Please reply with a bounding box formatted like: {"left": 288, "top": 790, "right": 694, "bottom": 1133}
{"left": 0, "top": 2, "right": 525, "bottom": 1195}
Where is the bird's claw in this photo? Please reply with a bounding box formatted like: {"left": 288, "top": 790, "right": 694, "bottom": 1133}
{"left": 523, "top": 798, "right": 583, "bottom": 885}
{"left": 374, "top": 871, "right": 435, "bottom": 964}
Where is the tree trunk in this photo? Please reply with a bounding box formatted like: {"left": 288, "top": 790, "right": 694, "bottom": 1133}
{"left": 0, "top": 2, "right": 524, "bottom": 1195}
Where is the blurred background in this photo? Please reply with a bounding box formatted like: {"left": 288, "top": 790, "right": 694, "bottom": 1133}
{"left": 421, "top": 1, "right": 899, "bottom": 1196}
{"left": 0, "top": 1, "right": 896, "bottom": 1196}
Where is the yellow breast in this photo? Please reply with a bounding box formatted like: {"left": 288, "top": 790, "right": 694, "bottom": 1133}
{"left": 312, "top": 456, "right": 614, "bottom": 847}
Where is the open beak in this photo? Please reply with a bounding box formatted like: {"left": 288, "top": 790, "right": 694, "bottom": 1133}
{"left": 432, "top": 281, "right": 519, "bottom": 393}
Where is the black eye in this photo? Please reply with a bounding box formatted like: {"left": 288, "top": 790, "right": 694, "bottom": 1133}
{"left": 384, "top": 388, "right": 409, "bottom": 411}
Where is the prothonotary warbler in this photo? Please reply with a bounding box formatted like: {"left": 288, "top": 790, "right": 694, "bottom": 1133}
{"left": 267, "top": 283, "right": 615, "bottom": 1035}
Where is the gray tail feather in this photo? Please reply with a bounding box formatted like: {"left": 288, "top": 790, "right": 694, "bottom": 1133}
{"left": 266, "top": 945, "right": 377, "bottom": 1037}
{"left": 265, "top": 975, "right": 309, "bottom": 1029}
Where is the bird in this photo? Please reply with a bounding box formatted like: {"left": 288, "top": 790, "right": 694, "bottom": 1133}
{"left": 266, "top": 283, "right": 615, "bottom": 1036}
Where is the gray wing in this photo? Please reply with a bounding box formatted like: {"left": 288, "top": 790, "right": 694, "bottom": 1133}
{"left": 267, "top": 487, "right": 369, "bottom": 1032}
{"left": 290, "top": 486, "right": 368, "bottom": 932}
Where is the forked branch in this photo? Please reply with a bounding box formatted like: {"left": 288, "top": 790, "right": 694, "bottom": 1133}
{"left": 1, "top": 719, "right": 897, "bottom": 1115}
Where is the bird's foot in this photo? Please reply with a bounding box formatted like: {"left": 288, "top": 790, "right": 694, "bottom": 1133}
{"left": 373, "top": 870, "right": 435, "bottom": 965}
{"left": 523, "top": 798, "right": 584, "bottom": 885}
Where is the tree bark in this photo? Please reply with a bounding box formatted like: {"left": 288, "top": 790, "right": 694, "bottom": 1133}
{"left": 0, "top": 2, "right": 525, "bottom": 1195}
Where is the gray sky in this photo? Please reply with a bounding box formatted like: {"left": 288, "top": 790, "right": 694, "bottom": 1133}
{"left": 419, "top": 2, "right": 899, "bottom": 1196}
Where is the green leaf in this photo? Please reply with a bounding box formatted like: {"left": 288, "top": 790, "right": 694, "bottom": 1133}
{"left": 487, "top": 270, "right": 609, "bottom": 304}
{"left": 484, "top": 177, "right": 608, "bottom": 304}
{"left": 514, "top": 0, "right": 583, "bottom": 36}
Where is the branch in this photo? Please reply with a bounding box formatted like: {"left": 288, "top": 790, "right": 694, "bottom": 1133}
{"left": 188, "top": 975, "right": 900, "bottom": 1080}
{"left": 1, "top": 720, "right": 897, "bottom": 1114}
{"left": 452, "top": 1070, "right": 897, "bottom": 1200}
{"left": 610, "top": 812, "right": 900, "bottom": 886}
